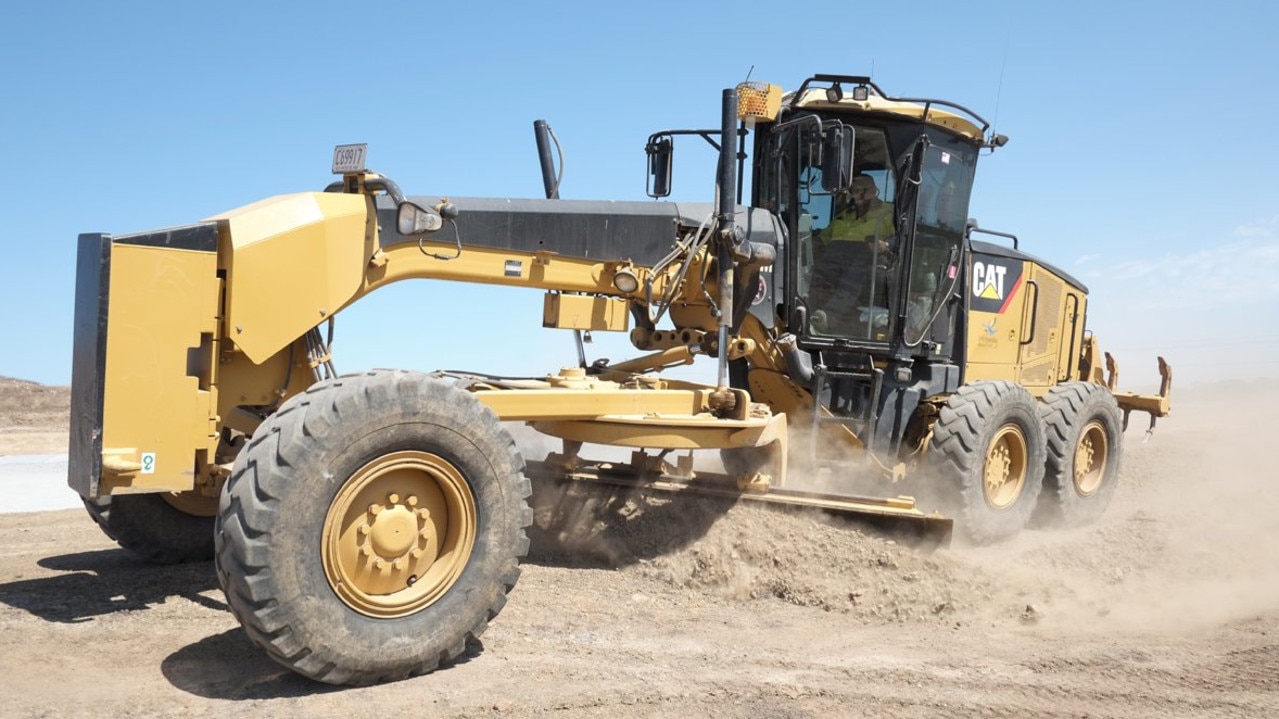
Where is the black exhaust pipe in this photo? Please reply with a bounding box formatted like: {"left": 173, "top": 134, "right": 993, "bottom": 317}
{"left": 533, "top": 120, "right": 560, "bottom": 200}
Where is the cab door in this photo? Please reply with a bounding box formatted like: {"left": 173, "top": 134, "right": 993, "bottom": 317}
{"left": 1015, "top": 266, "right": 1085, "bottom": 389}
{"left": 1014, "top": 264, "right": 1065, "bottom": 392}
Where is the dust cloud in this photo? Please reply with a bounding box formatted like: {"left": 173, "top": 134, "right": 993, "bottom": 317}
{"left": 986, "top": 380, "right": 1279, "bottom": 634}
{"left": 517, "top": 381, "right": 1279, "bottom": 636}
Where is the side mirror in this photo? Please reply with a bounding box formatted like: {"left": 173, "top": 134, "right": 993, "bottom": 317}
{"left": 820, "top": 126, "right": 854, "bottom": 192}
{"left": 397, "top": 201, "right": 442, "bottom": 235}
{"left": 791, "top": 304, "right": 808, "bottom": 335}
{"left": 646, "top": 137, "right": 673, "bottom": 198}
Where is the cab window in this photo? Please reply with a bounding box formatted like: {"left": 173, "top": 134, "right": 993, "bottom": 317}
{"left": 798, "top": 125, "right": 898, "bottom": 342}
{"left": 902, "top": 140, "right": 976, "bottom": 346}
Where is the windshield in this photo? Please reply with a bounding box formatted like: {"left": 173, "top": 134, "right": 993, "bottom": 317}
{"left": 761, "top": 116, "right": 978, "bottom": 350}
{"left": 901, "top": 140, "right": 975, "bottom": 347}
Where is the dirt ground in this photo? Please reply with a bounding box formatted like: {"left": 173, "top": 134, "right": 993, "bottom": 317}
{"left": 1, "top": 376, "right": 1276, "bottom": 718}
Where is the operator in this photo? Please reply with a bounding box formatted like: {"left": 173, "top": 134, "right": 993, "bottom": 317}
{"left": 823, "top": 174, "right": 894, "bottom": 252}
{"left": 808, "top": 174, "right": 897, "bottom": 336}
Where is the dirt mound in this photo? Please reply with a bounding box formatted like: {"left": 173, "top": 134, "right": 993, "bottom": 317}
{"left": 634, "top": 504, "right": 1000, "bottom": 623}
{"left": 526, "top": 481, "right": 1010, "bottom": 624}
{"left": 0, "top": 376, "right": 71, "bottom": 455}
{"left": 0, "top": 376, "right": 70, "bottom": 427}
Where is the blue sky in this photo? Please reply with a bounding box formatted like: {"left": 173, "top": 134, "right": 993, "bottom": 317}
{"left": 2, "top": 1, "right": 1276, "bottom": 390}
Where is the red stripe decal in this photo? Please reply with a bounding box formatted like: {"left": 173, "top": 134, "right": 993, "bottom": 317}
{"left": 997, "top": 275, "right": 1023, "bottom": 314}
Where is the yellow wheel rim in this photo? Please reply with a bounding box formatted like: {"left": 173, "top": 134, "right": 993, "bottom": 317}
{"left": 322, "top": 450, "right": 477, "bottom": 618}
{"left": 1073, "top": 420, "right": 1109, "bottom": 497}
{"left": 984, "top": 425, "right": 1028, "bottom": 510}
{"left": 161, "top": 490, "right": 218, "bottom": 517}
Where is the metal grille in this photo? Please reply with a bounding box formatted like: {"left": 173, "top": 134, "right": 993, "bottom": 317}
{"left": 1032, "top": 278, "right": 1062, "bottom": 357}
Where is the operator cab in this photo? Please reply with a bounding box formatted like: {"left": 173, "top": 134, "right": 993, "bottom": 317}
{"left": 752, "top": 75, "right": 990, "bottom": 363}
{"left": 742, "top": 75, "right": 1008, "bottom": 454}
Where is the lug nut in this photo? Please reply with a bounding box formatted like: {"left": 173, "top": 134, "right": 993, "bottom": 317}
{"left": 388, "top": 493, "right": 400, "bottom": 504}
{"left": 406, "top": 495, "right": 418, "bottom": 507}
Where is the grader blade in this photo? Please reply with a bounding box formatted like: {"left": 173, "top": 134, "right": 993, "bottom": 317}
{"left": 525, "top": 459, "right": 954, "bottom": 548}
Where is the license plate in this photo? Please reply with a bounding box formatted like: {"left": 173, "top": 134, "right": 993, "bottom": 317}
{"left": 332, "top": 144, "right": 368, "bottom": 174}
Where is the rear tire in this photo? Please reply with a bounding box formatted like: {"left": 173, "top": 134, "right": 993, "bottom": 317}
{"left": 82, "top": 492, "right": 216, "bottom": 564}
{"left": 1036, "top": 381, "right": 1123, "bottom": 527}
{"left": 929, "top": 381, "right": 1046, "bottom": 544}
{"left": 214, "top": 370, "right": 531, "bottom": 686}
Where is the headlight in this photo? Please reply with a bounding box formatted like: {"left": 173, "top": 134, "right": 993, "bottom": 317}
{"left": 397, "top": 202, "right": 442, "bottom": 235}
{"left": 612, "top": 266, "right": 640, "bottom": 294}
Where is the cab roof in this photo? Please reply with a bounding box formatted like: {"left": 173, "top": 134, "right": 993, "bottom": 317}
{"left": 783, "top": 76, "right": 989, "bottom": 143}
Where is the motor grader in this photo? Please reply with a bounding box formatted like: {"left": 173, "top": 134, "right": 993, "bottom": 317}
{"left": 67, "top": 73, "right": 1170, "bottom": 685}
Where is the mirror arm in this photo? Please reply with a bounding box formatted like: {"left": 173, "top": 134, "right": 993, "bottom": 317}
{"left": 363, "top": 176, "right": 406, "bottom": 205}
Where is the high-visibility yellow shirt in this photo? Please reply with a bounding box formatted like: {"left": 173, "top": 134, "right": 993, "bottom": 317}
{"left": 824, "top": 202, "right": 894, "bottom": 244}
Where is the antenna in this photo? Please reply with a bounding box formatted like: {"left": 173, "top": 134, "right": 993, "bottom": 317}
{"left": 743, "top": 64, "right": 755, "bottom": 83}
{"left": 991, "top": 34, "right": 1010, "bottom": 137}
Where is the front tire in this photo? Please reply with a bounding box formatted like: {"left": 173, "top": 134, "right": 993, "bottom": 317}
{"left": 929, "top": 381, "right": 1046, "bottom": 544}
{"left": 83, "top": 491, "right": 216, "bottom": 564}
{"left": 215, "top": 370, "right": 531, "bottom": 685}
{"left": 1036, "top": 382, "right": 1124, "bottom": 527}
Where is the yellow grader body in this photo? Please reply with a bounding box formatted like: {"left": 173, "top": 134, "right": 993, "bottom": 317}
{"left": 67, "top": 74, "right": 1170, "bottom": 685}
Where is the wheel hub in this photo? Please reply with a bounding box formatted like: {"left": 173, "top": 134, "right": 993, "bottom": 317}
{"left": 366, "top": 502, "right": 423, "bottom": 558}
{"left": 984, "top": 425, "right": 1028, "bottom": 510}
{"left": 322, "top": 451, "right": 476, "bottom": 618}
{"left": 1073, "top": 420, "right": 1108, "bottom": 497}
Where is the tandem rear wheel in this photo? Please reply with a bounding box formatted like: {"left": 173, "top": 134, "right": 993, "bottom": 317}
{"left": 1035, "top": 381, "right": 1124, "bottom": 527}
{"left": 214, "top": 370, "right": 532, "bottom": 685}
{"left": 928, "top": 380, "right": 1047, "bottom": 545}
